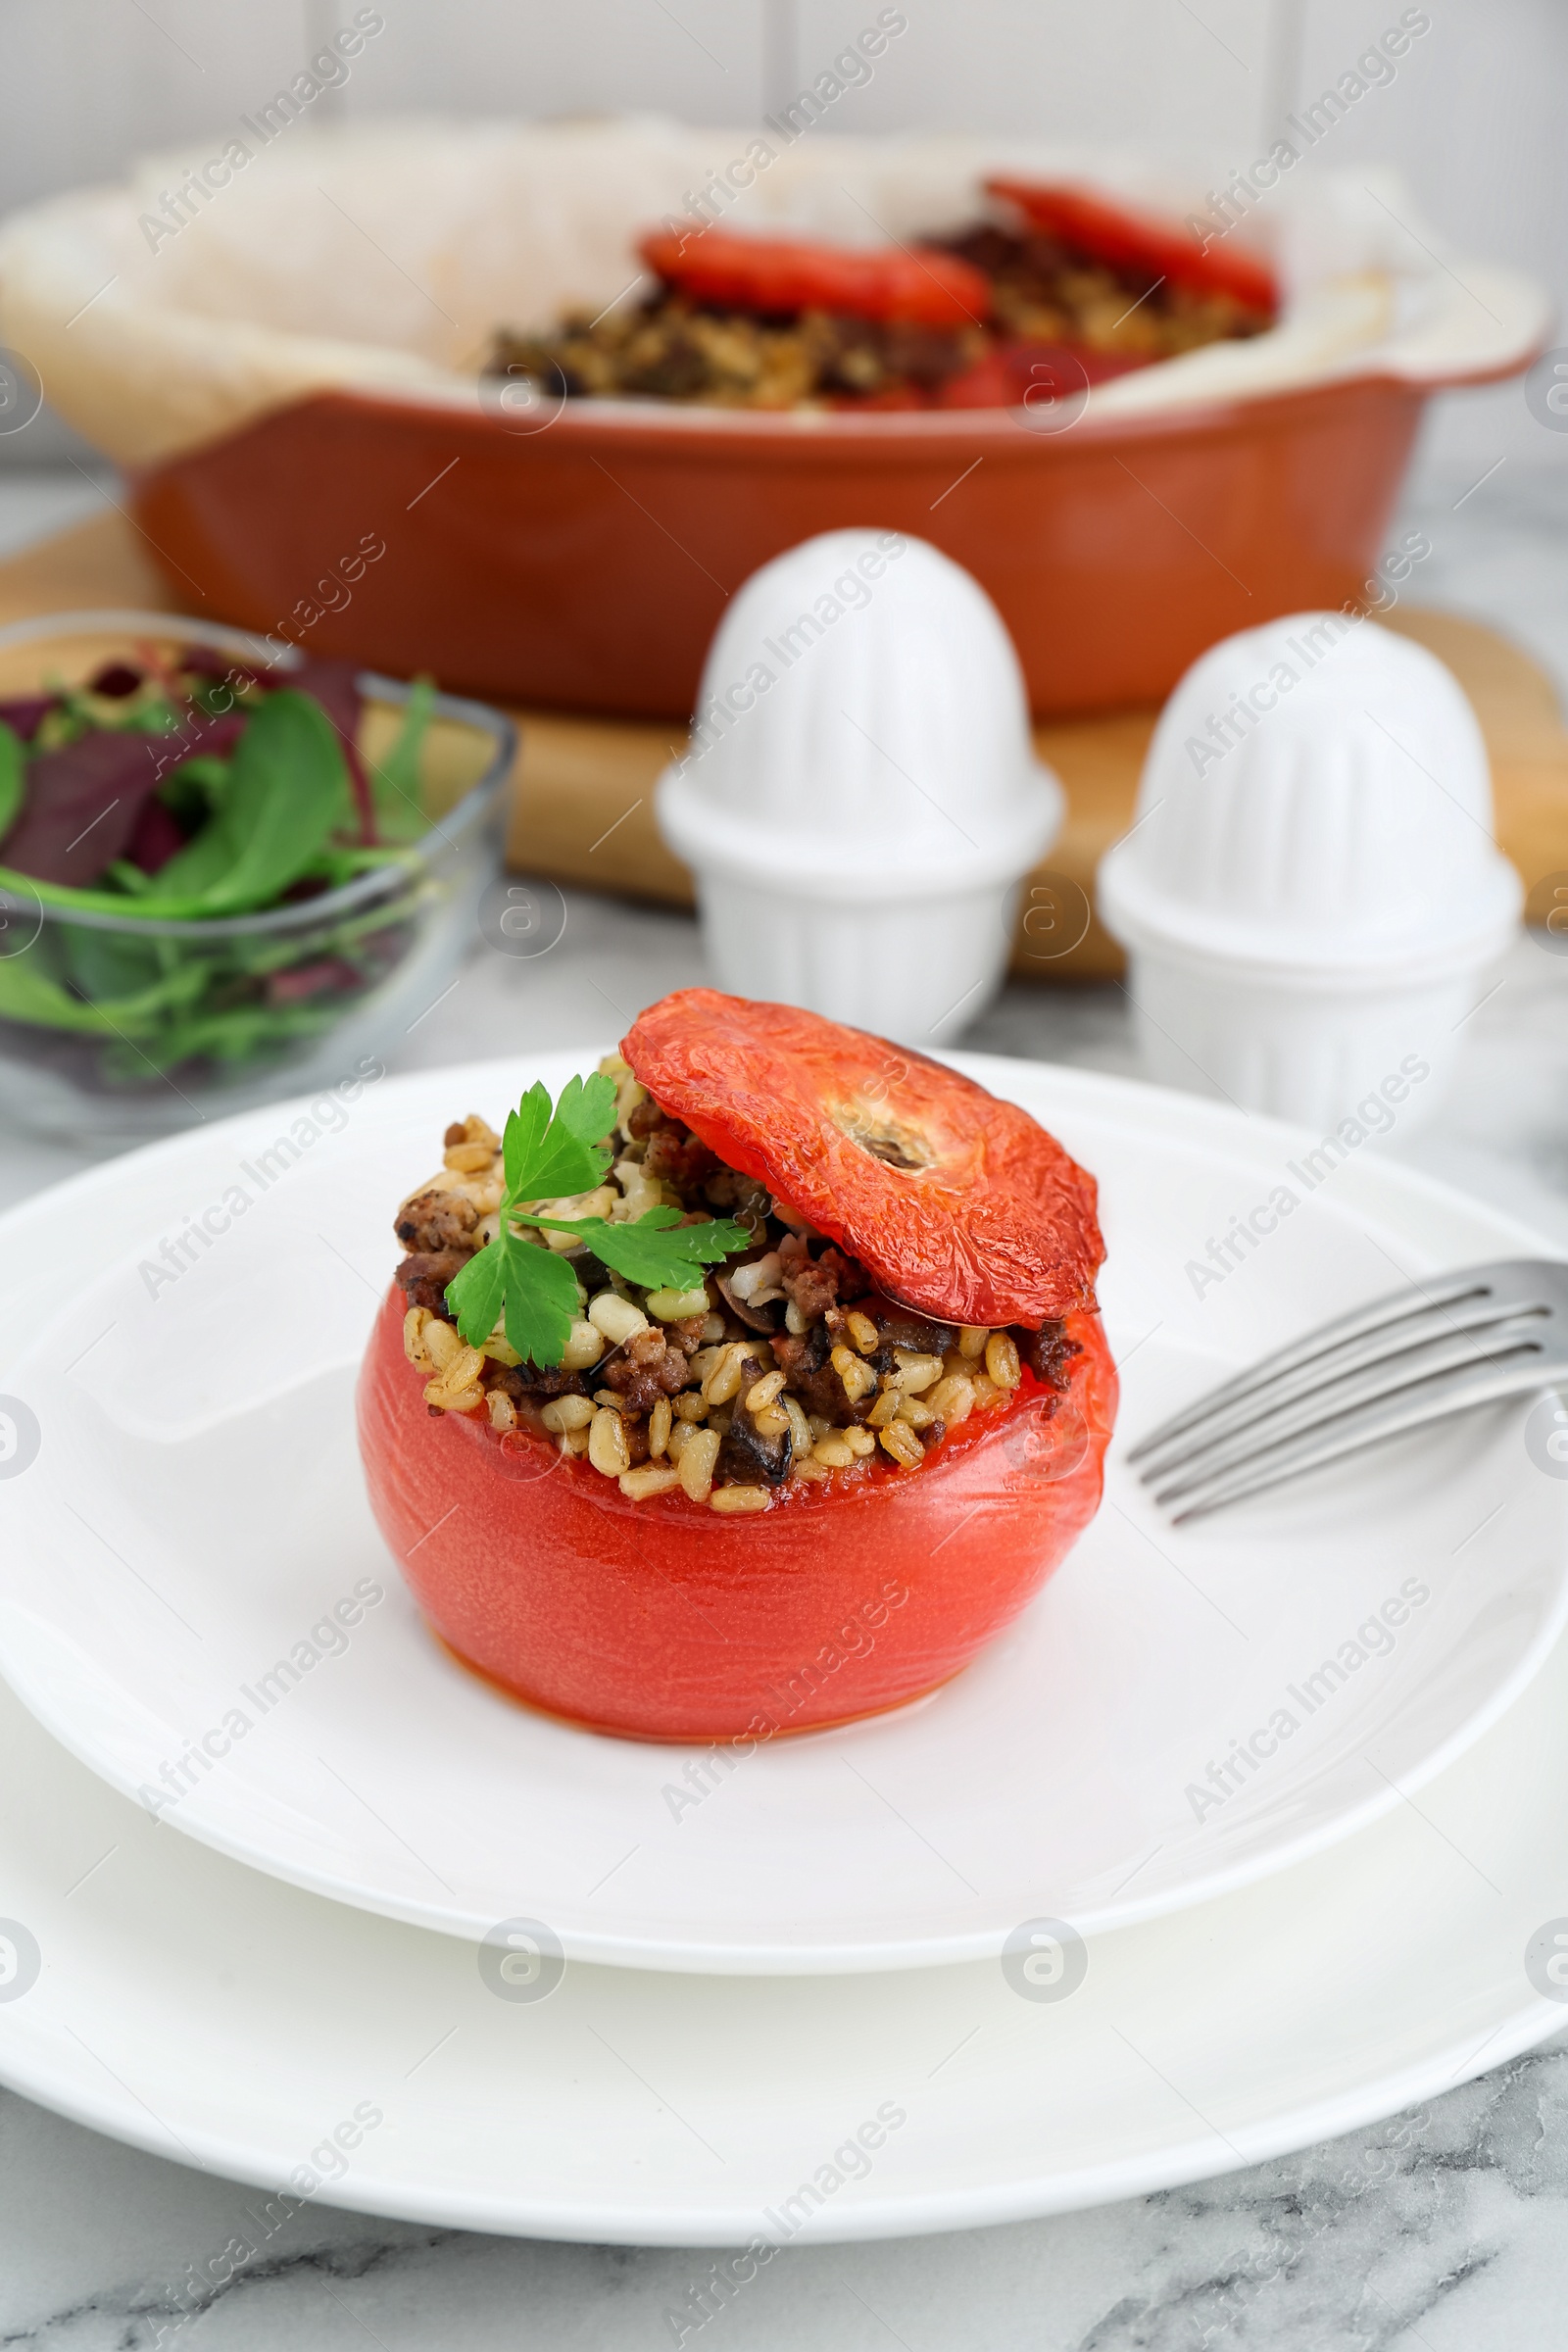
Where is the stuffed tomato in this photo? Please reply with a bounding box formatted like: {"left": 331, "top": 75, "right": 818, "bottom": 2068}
{"left": 356, "top": 990, "right": 1116, "bottom": 1740}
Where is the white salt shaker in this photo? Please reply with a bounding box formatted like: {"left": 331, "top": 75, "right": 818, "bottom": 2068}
{"left": 656, "top": 529, "right": 1062, "bottom": 1048}
{"left": 1097, "top": 613, "right": 1521, "bottom": 1131}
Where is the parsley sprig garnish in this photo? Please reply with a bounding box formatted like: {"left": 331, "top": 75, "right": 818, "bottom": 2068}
{"left": 444, "top": 1072, "right": 750, "bottom": 1366}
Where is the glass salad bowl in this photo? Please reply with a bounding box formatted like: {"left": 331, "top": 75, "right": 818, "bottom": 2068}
{"left": 0, "top": 611, "right": 514, "bottom": 1141}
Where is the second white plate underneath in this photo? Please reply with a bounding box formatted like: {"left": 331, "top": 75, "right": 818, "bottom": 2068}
{"left": 0, "top": 1053, "right": 1564, "bottom": 1972}
{"left": 2, "top": 1625, "right": 1567, "bottom": 2243}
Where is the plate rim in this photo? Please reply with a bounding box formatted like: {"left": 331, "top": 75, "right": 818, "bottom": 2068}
{"left": 0, "top": 2000, "right": 1556, "bottom": 2245}
{"left": 0, "top": 1630, "right": 1562, "bottom": 2244}
{"left": 1, "top": 1048, "right": 1563, "bottom": 1975}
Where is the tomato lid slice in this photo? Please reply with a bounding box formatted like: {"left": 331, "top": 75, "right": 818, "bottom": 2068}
{"left": 622, "top": 991, "right": 1104, "bottom": 1329}
{"left": 639, "top": 226, "right": 993, "bottom": 330}
{"left": 984, "top": 176, "right": 1278, "bottom": 316}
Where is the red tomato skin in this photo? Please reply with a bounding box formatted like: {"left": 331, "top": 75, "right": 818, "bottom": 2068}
{"left": 623, "top": 991, "right": 1105, "bottom": 1331}
{"left": 985, "top": 178, "right": 1278, "bottom": 315}
{"left": 936, "top": 342, "right": 1149, "bottom": 409}
{"left": 639, "top": 227, "right": 992, "bottom": 329}
{"left": 358, "top": 1290, "right": 1117, "bottom": 1741}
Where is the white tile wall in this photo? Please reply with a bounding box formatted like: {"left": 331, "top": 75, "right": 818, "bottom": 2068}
{"left": 0, "top": 0, "right": 1291, "bottom": 215}
{"left": 787, "top": 0, "right": 1282, "bottom": 151}
{"left": 0, "top": 0, "right": 1561, "bottom": 476}
{"left": 1274, "top": 0, "right": 1568, "bottom": 474}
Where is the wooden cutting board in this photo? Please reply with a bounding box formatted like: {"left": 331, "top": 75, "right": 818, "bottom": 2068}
{"left": 4, "top": 510, "right": 1565, "bottom": 980}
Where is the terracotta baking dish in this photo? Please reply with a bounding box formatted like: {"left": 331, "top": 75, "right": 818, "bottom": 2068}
{"left": 4, "top": 122, "right": 1541, "bottom": 722}
{"left": 130, "top": 369, "right": 1446, "bottom": 722}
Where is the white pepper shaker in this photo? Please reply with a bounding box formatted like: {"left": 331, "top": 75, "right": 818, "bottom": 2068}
{"left": 657, "top": 528, "right": 1062, "bottom": 1048}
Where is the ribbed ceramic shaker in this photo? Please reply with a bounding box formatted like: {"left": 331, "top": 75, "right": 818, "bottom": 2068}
{"left": 656, "top": 529, "right": 1062, "bottom": 1048}
{"left": 1098, "top": 613, "right": 1521, "bottom": 1130}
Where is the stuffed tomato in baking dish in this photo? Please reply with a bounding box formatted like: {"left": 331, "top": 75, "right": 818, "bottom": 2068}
{"left": 488, "top": 175, "right": 1277, "bottom": 415}
{"left": 357, "top": 990, "right": 1116, "bottom": 1740}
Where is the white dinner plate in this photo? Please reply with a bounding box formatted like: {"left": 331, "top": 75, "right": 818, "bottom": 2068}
{"left": 0, "top": 1054, "right": 1564, "bottom": 1973}
{"left": 0, "top": 1609, "right": 1565, "bottom": 2240}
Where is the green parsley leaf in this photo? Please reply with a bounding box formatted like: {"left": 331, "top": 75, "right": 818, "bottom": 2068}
{"left": 444, "top": 1239, "right": 509, "bottom": 1348}
{"left": 502, "top": 1072, "right": 616, "bottom": 1203}
{"left": 553, "top": 1070, "right": 618, "bottom": 1151}
{"left": 501, "top": 1241, "right": 580, "bottom": 1368}
{"left": 445, "top": 1072, "right": 752, "bottom": 1368}
{"left": 501, "top": 1082, "right": 553, "bottom": 1196}
{"left": 446, "top": 1227, "right": 582, "bottom": 1366}
{"left": 525, "top": 1207, "right": 751, "bottom": 1292}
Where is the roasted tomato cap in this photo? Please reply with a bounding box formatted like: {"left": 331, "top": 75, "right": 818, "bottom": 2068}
{"left": 621, "top": 990, "right": 1104, "bottom": 1329}
{"left": 638, "top": 225, "right": 993, "bottom": 329}
{"left": 984, "top": 176, "right": 1279, "bottom": 316}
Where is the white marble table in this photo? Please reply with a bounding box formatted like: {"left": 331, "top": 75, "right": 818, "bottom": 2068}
{"left": 3, "top": 450, "right": 1568, "bottom": 2347}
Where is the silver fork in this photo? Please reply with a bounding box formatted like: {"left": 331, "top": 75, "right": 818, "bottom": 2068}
{"left": 1129, "top": 1260, "right": 1568, "bottom": 1522}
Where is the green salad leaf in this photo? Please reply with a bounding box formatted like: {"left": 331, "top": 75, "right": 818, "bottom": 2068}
{"left": 0, "top": 658, "right": 449, "bottom": 1100}
{"left": 153, "top": 689, "right": 349, "bottom": 913}
{"left": 0, "top": 722, "right": 23, "bottom": 847}
{"left": 444, "top": 1074, "right": 752, "bottom": 1363}
{"left": 368, "top": 674, "right": 437, "bottom": 844}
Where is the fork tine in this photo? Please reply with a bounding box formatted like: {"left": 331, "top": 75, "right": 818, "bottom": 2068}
{"left": 1150, "top": 1318, "right": 1549, "bottom": 1503}
{"left": 1135, "top": 1295, "right": 1547, "bottom": 1484}
{"left": 1167, "top": 1357, "right": 1561, "bottom": 1522}
{"left": 1128, "top": 1260, "right": 1542, "bottom": 1458}
{"left": 1126, "top": 1263, "right": 1517, "bottom": 1466}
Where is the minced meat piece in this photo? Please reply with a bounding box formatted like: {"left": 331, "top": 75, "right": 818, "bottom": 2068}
{"left": 396, "top": 1187, "right": 480, "bottom": 1255}
{"left": 781, "top": 1245, "right": 864, "bottom": 1327}
{"left": 771, "top": 1321, "right": 872, "bottom": 1425}
{"left": 395, "top": 1250, "right": 469, "bottom": 1316}
{"left": 601, "top": 1326, "right": 691, "bottom": 1412}
{"left": 702, "top": 1166, "right": 772, "bottom": 1227}
{"left": 625, "top": 1096, "right": 718, "bottom": 1192}
{"left": 1025, "top": 1320, "right": 1080, "bottom": 1391}
{"left": 642, "top": 1123, "right": 718, "bottom": 1191}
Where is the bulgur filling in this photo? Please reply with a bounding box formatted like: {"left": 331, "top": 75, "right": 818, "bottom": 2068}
{"left": 485, "top": 220, "right": 1271, "bottom": 414}
{"left": 934, "top": 220, "right": 1272, "bottom": 361}
{"left": 394, "top": 1053, "right": 1078, "bottom": 1512}
{"left": 488, "top": 300, "right": 988, "bottom": 411}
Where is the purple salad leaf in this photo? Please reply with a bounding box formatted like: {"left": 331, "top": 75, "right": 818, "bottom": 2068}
{"left": 2, "top": 711, "right": 250, "bottom": 888}
{"left": 0, "top": 697, "right": 55, "bottom": 746}
{"left": 125, "top": 794, "right": 187, "bottom": 874}
{"left": 2, "top": 730, "right": 172, "bottom": 885}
